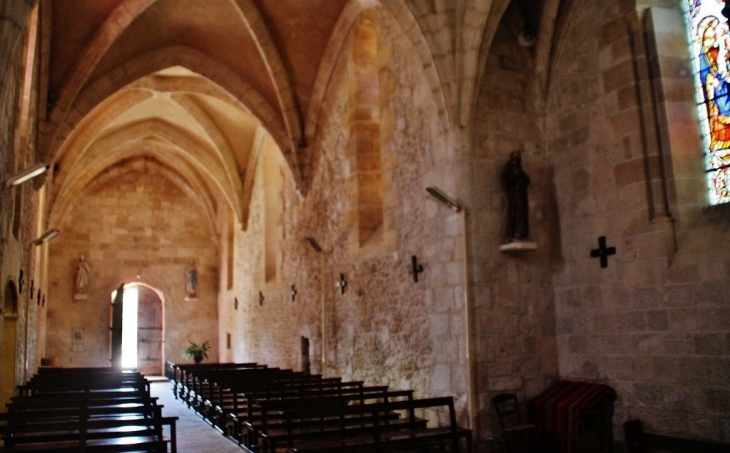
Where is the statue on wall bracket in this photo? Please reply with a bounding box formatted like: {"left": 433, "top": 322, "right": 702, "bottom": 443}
{"left": 500, "top": 150, "right": 537, "bottom": 253}
{"left": 185, "top": 260, "right": 198, "bottom": 301}
{"left": 74, "top": 255, "right": 90, "bottom": 300}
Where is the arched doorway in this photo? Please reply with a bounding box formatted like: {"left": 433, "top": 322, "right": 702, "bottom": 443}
{"left": 110, "top": 283, "right": 164, "bottom": 375}
{"left": 1, "top": 281, "right": 19, "bottom": 405}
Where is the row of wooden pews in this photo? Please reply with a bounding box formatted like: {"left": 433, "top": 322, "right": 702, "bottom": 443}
{"left": 0, "top": 368, "right": 177, "bottom": 452}
{"left": 168, "top": 361, "right": 473, "bottom": 452}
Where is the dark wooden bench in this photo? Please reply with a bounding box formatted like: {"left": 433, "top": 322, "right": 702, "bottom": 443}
{"left": 0, "top": 415, "right": 177, "bottom": 452}
{"left": 181, "top": 366, "right": 291, "bottom": 410}
{"left": 624, "top": 419, "right": 730, "bottom": 453}
{"left": 6, "top": 393, "right": 163, "bottom": 421}
{"left": 1, "top": 369, "right": 177, "bottom": 452}
{"left": 19, "top": 372, "right": 149, "bottom": 397}
{"left": 250, "top": 389, "right": 417, "bottom": 453}
{"left": 283, "top": 396, "right": 472, "bottom": 453}
{"left": 186, "top": 368, "right": 324, "bottom": 420}
{"left": 219, "top": 378, "right": 362, "bottom": 435}
{"left": 167, "top": 362, "right": 263, "bottom": 400}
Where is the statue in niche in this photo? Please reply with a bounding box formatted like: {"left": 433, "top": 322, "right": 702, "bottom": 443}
{"left": 185, "top": 260, "right": 198, "bottom": 300}
{"left": 74, "top": 255, "right": 90, "bottom": 300}
{"left": 501, "top": 150, "right": 530, "bottom": 242}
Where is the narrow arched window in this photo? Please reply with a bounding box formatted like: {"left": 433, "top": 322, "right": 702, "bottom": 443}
{"left": 685, "top": 0, "right": 730, "bottom": 204}
{"left": 351, "top": 14, "right": 383, "bottom": 246}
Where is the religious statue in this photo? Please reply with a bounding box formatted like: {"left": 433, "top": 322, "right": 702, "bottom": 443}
{"left": 185, "top": 260, "right": 198, "bottom": 300}
{"left": 501, "top": 150, "right": 530, "bottom": 242}
{"left": 74, "top": 255, "right": 90, "bottom": 300}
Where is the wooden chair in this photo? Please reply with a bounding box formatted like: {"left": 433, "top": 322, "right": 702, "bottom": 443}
{"left": 492, "top": 393, "right": 539, "bottom": 453}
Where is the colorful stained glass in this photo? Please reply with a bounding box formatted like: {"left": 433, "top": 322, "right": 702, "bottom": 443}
{"left": 685, "top": 0, "right": 730, "bottom": 204}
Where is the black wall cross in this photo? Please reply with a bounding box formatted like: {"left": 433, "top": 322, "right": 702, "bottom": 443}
{"left": 18, "top": 270, "right": 24, "bottom": 294}
{"left": 590, "top": 236, "right": 616, "bottom": 268}
{"left": 336, "top": 273, "right": 347, "bottom": 295}
{"left": 258, "top": 292, "right": 265, "bottom": 306}
{"left": 409, "top": 256, "right": 424, "bottom": 283}
{"left": 290, "top": 284, "right": 297, "bottom": 302}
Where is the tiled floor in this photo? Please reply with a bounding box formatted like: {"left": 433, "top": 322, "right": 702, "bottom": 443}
{"left": 150, "top": 380, "right": 243, "bottom": 453}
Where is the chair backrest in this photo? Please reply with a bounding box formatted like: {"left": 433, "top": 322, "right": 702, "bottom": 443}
{"left": 492, "top": 392, "right": 523, "bottom": 432}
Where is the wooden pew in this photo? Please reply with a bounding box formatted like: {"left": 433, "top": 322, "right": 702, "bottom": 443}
{"left": 624, "top": 419, "right": 730, "bottom": 453}
{"left": 180, "top": 366, "right": 284, "bottom": 409}
{"left": 219, "top": 377, "right": 360, "bottom": 435}
{"left": 1, "top": 369, "right": 178, "bottom": 452}
{"left": 250, "top": 389, "right": 417, "bottom": 453}
{"left": 184, "top": 367, "right": 295, "bottom": 414}
{"left": 230, "top": 382, "right": 382, "bottom": 446}
{"left": 167, "top": 362, "right": 262, "bottom": 400}
{"left": 187, "top": 368, "right": 326, "bottom": 419}
{"left": 0, "top": 414, "right": 177, "bottom": 452}
{"left": 19, "top": 371, "right": 149, "bottom": 397}
{"left": 282, "top": 396, "right": 473, "bottom": 453}
{"left": 197, "top": 370, "right": 328, "bottom": 431}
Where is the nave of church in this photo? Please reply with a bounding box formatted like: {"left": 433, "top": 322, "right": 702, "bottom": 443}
{"left": 0, "top": 0, "right": 729, "bottom": 451}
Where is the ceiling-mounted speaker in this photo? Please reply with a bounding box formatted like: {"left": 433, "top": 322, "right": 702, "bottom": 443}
{"left": 518, "top": 29, "right": 536, "bottom": 48}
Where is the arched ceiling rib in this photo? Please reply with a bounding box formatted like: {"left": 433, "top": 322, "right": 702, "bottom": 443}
{"left": 42, "top": 0, "right": 559, "bottom": 237}
{"left": 49, "top": 68, "right": 262, "bottom": 231}
{"left": 50, "top": 142, "right": 219, "bottom": 238}
{"left": 43, "top": 0, "right": 353, "bottom": 195}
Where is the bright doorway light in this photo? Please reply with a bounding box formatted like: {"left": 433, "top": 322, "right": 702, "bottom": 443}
{"left": 121, "top": 286, "right": 139, "bottom": 369}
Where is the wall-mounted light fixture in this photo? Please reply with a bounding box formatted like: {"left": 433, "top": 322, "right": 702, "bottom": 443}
{"left": 4, "top": 163, "right": 50, "bottom": 188}
{"left": 426, "top": 186, "right": 460, "bottom": 211}
{"left": 31, "top": 228, "right": 59, "bottom": 246}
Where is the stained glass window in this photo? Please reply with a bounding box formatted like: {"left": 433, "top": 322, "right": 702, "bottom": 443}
{"left": 685, "top": 0, "right": 730, "bottom": 204}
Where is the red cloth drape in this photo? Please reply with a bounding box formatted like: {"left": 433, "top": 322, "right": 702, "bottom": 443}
{"left": 529, "top": 380, "right": 616, "bottom": 453}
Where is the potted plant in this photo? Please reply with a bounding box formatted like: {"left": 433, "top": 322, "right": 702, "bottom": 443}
{"left": 183, "top": 341, "right": 210, "bottom": 364}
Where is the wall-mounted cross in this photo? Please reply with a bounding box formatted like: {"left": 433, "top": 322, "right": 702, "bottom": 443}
{"left": 336, "top": 273, "right": 347, "bottom": 295}
{"left": 590, "top": 236, "right": 616, "bottom": 268}
{"left": 258, "top": 292, "right": 264, "bottom": 306}
{"left": 18, "top": 270, "right": 24, "bottom": 294}
{"left": 290, "top": 284, "right": 297, "bottom": 302}
{"left": 409, "top": 256, "right": 424, "bottom": 283}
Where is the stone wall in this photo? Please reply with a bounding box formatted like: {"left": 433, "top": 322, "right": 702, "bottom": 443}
{"left": 0, "top": 0, "right": 45, "bottom": 399}
{"left": 469, "top": 0, "right": 560, "bottom": 438}
{"left": 46, "top": 158, "right": 219, "bottom": 369}
{"left": 224, "top": 4, "right": 469, "bottom": 426}
{"left": 547, "top": 0, "right": 730, "bottom": 443}
{"left": 3, "top": 0, "right": 727, "bottom": 448}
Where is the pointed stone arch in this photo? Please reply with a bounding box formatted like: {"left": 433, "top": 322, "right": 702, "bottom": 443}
{"left": 49, "top": 138, "right": 220, "bottom": 237}
{"left": 230, "top": 0, "right": 304, "bottom": 149}
{"left": 45, "top": 46, "right": 299, "bottom": 191}
{"left": 304, "top": 0, "right": 452, "bottom": 193}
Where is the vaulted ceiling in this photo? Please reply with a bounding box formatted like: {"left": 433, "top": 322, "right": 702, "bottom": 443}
{"left": 42, "top": 0, "right": 349, "bottom": 233}
{"left": 39, "top": 0, "right": 554, "bottom": 235}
